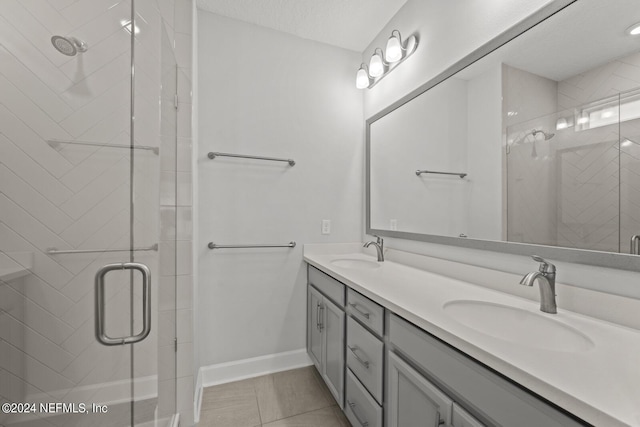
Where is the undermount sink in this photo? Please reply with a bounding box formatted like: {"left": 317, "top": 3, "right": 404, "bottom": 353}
{"left": 443, "top": 300, "right": 594, "bottom": 352}
{"left": 330, "top": 258, "right": 380, "bottom": 269}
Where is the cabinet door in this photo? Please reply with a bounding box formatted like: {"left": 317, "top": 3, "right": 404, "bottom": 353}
{"left": 323, "top": 297, "right": 345, "bottom": 407}
{"left": 452, "top": 403, "right": 485, "bottom": 427}
{"left": 388, "top": 351, "right": 453, "bottom": 427}
{"left": 307, "top": 285, "right": 323, "bottom": 369}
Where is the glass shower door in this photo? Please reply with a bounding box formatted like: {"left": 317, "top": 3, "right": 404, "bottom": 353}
{"left": 0, "top": 0, "right": 176, "bottom": 425}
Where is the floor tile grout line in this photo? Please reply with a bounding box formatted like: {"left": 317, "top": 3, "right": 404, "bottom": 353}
{"left": 263, "top": 403, "right": 339, "bottom": 425}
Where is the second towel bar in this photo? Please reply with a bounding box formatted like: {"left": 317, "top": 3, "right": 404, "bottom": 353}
{"left": 207, "top": 151, "right": 295, "bottom": 166}
{"left": 416, "top": 169, "right": 467, "bottom": 178}
{"left": 208, "top": 242, "right": 296, "bottom": 250}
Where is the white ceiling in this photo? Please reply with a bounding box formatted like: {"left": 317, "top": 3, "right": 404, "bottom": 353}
{"left": 196, "top": 0, "right": 409, "bottom": 52}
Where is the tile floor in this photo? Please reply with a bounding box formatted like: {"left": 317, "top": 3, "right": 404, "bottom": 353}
{"left": 198, "top": 366, "right": 350, "bottom": 427}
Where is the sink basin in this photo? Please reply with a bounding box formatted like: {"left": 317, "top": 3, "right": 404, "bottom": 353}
{"left": 330, "top": 258, "right": 380, "bottom": 269}
{"left": 443, "top": 300, "right": 594, "bottom": 352}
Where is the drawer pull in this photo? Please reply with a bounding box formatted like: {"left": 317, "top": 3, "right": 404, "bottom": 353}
{"left": 349, "top": 302, "right": 371, "bottom": 319}
{"left": 317, "top": 303, "right": 324, "bottom": 331}
{"left": 316, "top": 303, "right": 324, "bottom": 332}
{"left": 348, "top": 345, "right": 370, "bottom": 369}
{"left": 347, "top": 400, "right": 369, "bottom": 427}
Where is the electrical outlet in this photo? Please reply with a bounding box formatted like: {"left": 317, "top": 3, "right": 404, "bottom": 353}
{"left": 321, "top": 220, "right": 331, "bottom": 235}
{"left": 390, "top": 219, "right": 397, "bottom": 230}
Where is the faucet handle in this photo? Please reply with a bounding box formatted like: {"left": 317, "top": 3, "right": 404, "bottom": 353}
{"left": 531, "top": 255, "right": 555, "bottom": 274}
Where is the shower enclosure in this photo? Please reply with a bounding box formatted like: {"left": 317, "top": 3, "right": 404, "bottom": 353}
{"left": 1, "top": 0, "right": 179, "bottom": 426}
{"left": 506, "top": 88, "right": 640, "bottom": 253}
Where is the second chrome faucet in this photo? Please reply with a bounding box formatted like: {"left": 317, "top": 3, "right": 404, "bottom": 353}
{"left": 364, "top": 236, "right": 384, "bottom": 262}
{"left": 520, "top": 255, "right": 557, "bottom": 314}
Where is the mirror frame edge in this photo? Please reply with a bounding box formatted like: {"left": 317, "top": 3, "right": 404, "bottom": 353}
{"left": 365, "top": 0, "right": 640, "bottom": 272}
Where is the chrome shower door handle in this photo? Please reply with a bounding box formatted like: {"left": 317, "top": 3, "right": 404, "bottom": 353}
{"left": 95, "top": 262, "right": 152, "bottom": 346}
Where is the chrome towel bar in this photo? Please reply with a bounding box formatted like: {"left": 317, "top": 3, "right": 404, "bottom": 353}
{"left": 48, "top": 139, "right": 159, "bottom": 154}
{"left": 208, "top": 242, "right": 296, "bottom": 250}
{"left": 47, "top": 243, "right": 158, "bottom": 255}
{"left": 416, "top": 169, "right": 467, "bottom": 178}
{"left": 207, "top": 151, "right": 295, "bottom": 166}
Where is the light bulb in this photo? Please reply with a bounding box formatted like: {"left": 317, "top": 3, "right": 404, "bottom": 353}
{"left": 627, "top": 23, "right": 640, "bottom": 35}
{"left": 369, "top": 52, "right": 384, "bottom": 78}
{"left": 356, "top": 67, "right": 370, "bottom": 89}
{"left": 556, "top": 117, "right": 568, "bottom": 130}
{"left": 385, "top": 34, "right": 402, "bottom": 63}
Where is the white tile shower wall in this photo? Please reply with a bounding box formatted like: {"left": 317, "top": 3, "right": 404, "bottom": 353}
{"left": 362, "top": 0, "right": 640, "bottom": 302}
{"left": 557, "top": 51, "right": 640, "bottom": 111}
{"left": 197, "top": 12, "right": 362, "bottom": 368}
{"left": 0, "top": 0, "right": 195, "bottom": 425}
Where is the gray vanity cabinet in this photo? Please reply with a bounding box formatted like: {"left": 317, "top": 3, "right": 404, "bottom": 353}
{"left": 387, "top": 351, "right": 453, "bottom": 427}
{"left": 389, "top": 314, "right": 585, "bottom": 427}
{"left": 307, "top": 266, "right": 345, "bottom": 408}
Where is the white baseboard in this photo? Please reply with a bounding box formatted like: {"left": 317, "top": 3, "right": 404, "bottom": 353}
{"left": 200, "top": 348, "right": 312, "bottom": 389}
{"left": 195, "top": 349, "right": 311, "bottom": 423}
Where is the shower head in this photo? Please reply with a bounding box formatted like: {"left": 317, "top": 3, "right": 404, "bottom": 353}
{"left": 51, "top": 36, "right": 88, "bottom": 56}
{"left": 531, "top": 129, "right": 555, "bottom": 140}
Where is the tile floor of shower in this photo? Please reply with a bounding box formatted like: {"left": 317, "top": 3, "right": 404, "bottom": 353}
{"left": 198, "top": 366, "right": 350, "bottom": 427}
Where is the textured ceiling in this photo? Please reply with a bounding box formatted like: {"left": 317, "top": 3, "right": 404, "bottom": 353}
{"left": 196, "top": 0, "right": 409, "bottom": 52}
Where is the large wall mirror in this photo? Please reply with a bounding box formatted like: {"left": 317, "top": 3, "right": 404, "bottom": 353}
{"left": 367, "top": 0, "right": 640, "bottom": 270}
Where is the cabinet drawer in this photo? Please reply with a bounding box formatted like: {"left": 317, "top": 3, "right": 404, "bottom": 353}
{"left": 389, "top": 315, "right": 585, "bottom": 427}
{"left": 347, "top": 288, "right": 384, "bottom": 336}
{"left": 308, "top": 266, "right": 345, "bottom": 307}
{"left": 346, "top": 317, "right": 383, "bottom": 404}
{"left": 345, "top": 369, "right": 382, "bottom": 427}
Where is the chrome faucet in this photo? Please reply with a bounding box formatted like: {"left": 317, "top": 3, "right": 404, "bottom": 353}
{"left": 364, "top": 236, "right": 384, "bottom": 262}
{"left": 519, "top": 255, "right": 557, "bottom": 314}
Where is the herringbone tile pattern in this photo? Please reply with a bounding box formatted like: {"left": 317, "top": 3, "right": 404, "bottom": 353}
{"left": 0, "top": 0, "right": 176, "bottom": 426}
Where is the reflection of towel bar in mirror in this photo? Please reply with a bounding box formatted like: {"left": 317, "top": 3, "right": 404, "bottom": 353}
{"left": 208, "top": 242, "right": 296, "bottom": 250}
{"left": 207, "top": 151, "right": 295, "bottom": 166}
{"left": 415, "top": 170, "right": 467, "bottom": 178}
{"left": 48, "top": 139, "right": 159, "bottom": 155}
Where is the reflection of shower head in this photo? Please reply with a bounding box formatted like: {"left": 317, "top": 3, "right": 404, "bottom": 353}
{"left": 531, "top": 129, "right": 555, "bottom": 140}
{"left": 51, "top": 36, "right": 88, "bottom": 56}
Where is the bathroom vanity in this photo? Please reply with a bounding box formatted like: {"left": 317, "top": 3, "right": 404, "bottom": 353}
{"left": 304, "top": 244, "right": 640, "bottom": 427}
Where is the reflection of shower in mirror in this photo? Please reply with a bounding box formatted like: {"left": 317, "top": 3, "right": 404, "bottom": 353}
{"left": 513, "top": 129, "right": 555, "bottom": 158}
{"left": 531, "top": 129, "right": 555, "bottom": 140}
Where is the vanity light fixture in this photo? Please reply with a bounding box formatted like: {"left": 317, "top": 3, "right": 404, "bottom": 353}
{"left": 356, "top": 30, "right": 418, "bottom": 89}
{"left": 626, "top": 22, "right": 640, "bottom": 36}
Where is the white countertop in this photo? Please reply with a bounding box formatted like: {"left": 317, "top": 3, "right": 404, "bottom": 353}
{"left": 304, "top": 244, "right": 640, "bottom": 427}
